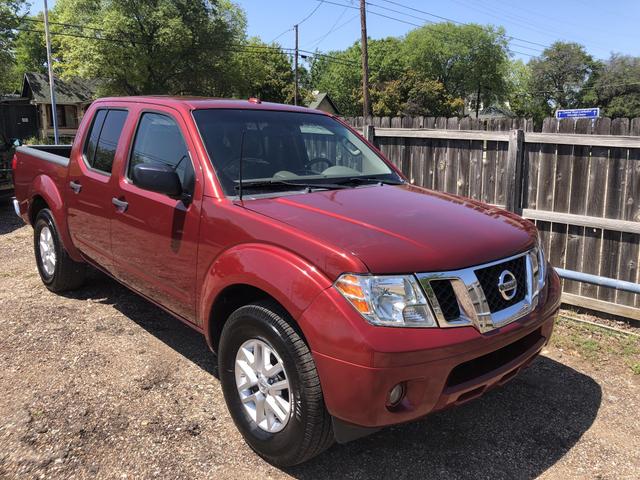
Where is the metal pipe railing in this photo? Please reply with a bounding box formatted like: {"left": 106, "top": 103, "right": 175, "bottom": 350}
{"left": 555, "top": 268, "right": 640, "bottom": 294}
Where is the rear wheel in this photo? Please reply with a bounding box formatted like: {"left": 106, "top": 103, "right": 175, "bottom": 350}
{"left": 34, "top": 209, "right": 86, "bottom": 292}
{"left": 218, "top": 300, "right": 334, "bottom": 466}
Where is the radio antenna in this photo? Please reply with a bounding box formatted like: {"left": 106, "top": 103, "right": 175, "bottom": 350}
{"left": 238, "top": 129, "right": 246, "bottom": 202}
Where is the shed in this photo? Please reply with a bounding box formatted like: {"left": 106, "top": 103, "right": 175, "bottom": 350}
{"left": 477, "top": 105, "right": 515, "bottom": 120}
{"left": 21, "top": 72, "right": 99, "bottom": 140}
{"left": 307, "top": 91, "right": 339, "bottom": 115}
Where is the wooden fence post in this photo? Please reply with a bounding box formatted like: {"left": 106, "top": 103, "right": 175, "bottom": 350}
{"left": 505, "top": 129, "right": 526, "bottom": 215}
{"left": 363, "top": 124, "right": 375, "bottom": 143}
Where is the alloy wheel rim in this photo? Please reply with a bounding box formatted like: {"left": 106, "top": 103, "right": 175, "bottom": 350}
{"left": 39, "top": 226, "right": 56, "bottom": 277}
{"left": 234, "top": 338, "right": 292, "bottom": 433}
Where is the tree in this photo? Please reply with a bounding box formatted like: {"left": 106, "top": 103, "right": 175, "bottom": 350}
{"left": 310, "top": 37, "right": 406, "bottom": 116}
{"left": 506, "top": 59, "right": 547, "bottom": 124}
{"left": 53, "top": 0, "right": 245, "bottom": 96}
{"left": 12, "top": 14, "right": 48, "bottom": 80}
{"left": 528, "top": 41, "right": 598, "bottom": 113}
{"left": 0, "top": 0, "right": 28, "bottom": 92}
{"left": 232, "top": 38, "right": 295, "bottom": 103}
{"left": 310, "top": 45, "right": 361, "bottom": 115}
{"left": 582, "top": 54, "right": 640, "bottom": 118}
{"left": 402, "top": 23, "right": 510, "bottom": 114}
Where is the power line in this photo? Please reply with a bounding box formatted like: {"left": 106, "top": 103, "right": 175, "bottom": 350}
{"left": 526, "top": 81, "right": 640, "bottom": 95}
{"left": 269, "top": 27, "right": 293, "bottom": 44}
{"left": 315, "top": 0, "right": 547, "bottom": 56}
{"left": 307, "top": 6, "right": 350, "bottom": 49}
{"left": 376, "top": 0, "right": 552, "bottom": 49}
{"left": 13, "top": 25, "right": 358, "bottom": 68}
{"left": 297, "top": 1, "right": 324, "bottom": 25}
{"left": 21, "top": 16, "right": 104, "bottom": 32}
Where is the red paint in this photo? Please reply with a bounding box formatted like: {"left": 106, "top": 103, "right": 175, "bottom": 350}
{"left": 13, "top": 97, "right": 561, "bottom": 429}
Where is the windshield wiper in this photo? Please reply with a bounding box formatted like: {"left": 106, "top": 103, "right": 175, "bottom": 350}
{"left": 235, "top": 179, "right": 351, "bottom": 192}
{"left": 335, "top": 176, "right": 405, "bottom": 186}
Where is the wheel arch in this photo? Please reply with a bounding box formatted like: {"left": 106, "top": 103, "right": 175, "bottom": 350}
{"left": 201, "top": 243, "right": 333, "bottom": 352}
{"left": 28, "top": 175, "right": 83, "bottom": 261}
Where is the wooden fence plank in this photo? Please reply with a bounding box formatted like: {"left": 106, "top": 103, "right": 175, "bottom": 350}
{"left": 458, "top": 117, "right": 471, "bottom": 197}
{"left": 565, "top": 118, "right": 593, "bottom": 294}
{"left": 495, "top": 118, "right": 510, "bottom": 207}
{"left": 599, "top": 118, "right": 629, "bottom": 302}
{"left": 433, "top": 117, "right": 447, "bottom": 192}
{"left": 620, "top": 118, "right": 640, "bottom": 306}
{"left": 372, "top": 128, "right": 640, "bottom": 148}
{"left": 581, "top": 117, "right": 611, "bottom": 298}
{"left": 445, "top": 117, "right": 460, "bottom": 194}
{"left": 482, "top": 119, "right": 498, "bottom": 205}
{"left": 468, "top": 118, "right": 483, "bottom": 201}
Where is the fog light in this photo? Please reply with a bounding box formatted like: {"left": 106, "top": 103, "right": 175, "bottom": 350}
{"left": 387, "top": 383, "right": 405, "bottom": 407}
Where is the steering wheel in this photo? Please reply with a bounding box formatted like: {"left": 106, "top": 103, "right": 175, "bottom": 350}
{"left": 304, "top": 157, "right": 333, "bottom": 174}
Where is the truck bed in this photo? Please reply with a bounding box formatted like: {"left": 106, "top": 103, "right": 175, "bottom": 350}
{"left": 16, "top": 145, "right": 73, "bottom": 167}
{"left": 13, "top": 145, "right": 72, "bottom": 220}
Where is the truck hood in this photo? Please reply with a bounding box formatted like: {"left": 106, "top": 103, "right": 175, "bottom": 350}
{"left": 243, "top": 184, "right": 537, "bottom": 274}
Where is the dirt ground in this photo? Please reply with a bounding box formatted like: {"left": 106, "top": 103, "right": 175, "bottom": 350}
{"left": 0, "top": 200, "right": 639, "bottom": 480}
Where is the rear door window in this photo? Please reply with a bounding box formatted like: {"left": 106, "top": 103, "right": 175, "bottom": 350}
{"left": 83, "top": 109, "right": 128, "bottom": 174}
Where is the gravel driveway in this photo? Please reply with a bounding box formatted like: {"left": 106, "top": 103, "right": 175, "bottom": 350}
{"left": 0, "top": 200, "right": 638, "bottom": 479}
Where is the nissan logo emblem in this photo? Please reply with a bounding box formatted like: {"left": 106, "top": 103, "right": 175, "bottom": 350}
{"left": 498, "top": 270, "right": 518, "bottom": 301}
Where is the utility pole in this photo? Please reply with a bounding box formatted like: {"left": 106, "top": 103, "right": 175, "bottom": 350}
{"left": 360, "top": 0, "right": 371, "bottom": 119}
{"left": 294, "top": 24, "right": 299, "bottom": 106}
{"left": 43, "top": 0, "right": 59, "bottom": 145}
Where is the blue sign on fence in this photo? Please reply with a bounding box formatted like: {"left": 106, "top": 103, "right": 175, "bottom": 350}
{"left": 555, "top": 108, "right": 600, "bottom": 119}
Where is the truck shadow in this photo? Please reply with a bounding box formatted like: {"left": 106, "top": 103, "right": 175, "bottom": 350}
{"left": 0, "top": 199, "right": 24, "bottom": 235}
{"left": 64, "top": 271, "right": 601, "bottom": 480}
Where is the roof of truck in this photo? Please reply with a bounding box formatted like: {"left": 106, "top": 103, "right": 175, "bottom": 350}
{"left": 93, "top": 96, "right": 329, "bottom": 115}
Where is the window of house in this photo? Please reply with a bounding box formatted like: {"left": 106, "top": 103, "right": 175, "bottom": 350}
{"left": 82, "top": 109, "right": 128, "bottom": 174}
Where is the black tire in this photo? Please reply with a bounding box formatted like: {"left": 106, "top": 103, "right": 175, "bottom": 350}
{"left": 218, "top": 300, "right": 334, "bottom": 467}
{"left": 34, "top": 208, "right": 86, "bottom": 292}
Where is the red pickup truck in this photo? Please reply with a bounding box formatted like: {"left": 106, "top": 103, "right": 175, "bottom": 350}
{"left": 12, "top": 96, "right": 560, "bottom": 466}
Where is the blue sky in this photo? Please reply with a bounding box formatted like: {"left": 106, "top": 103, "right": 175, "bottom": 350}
{"left": 30, "top": 0, "right": 639, "bottom": 62}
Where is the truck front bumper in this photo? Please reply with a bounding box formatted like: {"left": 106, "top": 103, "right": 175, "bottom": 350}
{"left": 300, "top": 269, "right": 561, "bottom": 431}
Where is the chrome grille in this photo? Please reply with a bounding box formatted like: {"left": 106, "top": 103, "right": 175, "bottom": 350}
{"left": 474, "top": 256, "right": 527, "bottom": 312}
{"left": 429, "top": 279, "right": 460, "bottom": 321}
{"left": 418, "top": 249, "right": 540, "bottom": 333}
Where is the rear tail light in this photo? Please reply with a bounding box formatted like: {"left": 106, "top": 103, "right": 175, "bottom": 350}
{"left": 11, "top": 154, "right": 18, "bottom": 171}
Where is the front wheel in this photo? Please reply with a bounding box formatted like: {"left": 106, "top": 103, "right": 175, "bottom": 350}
{"left": 218, "top": 301, "right": 334, "bottom": 466}
{"left": 34, "top": 208, "right": 86, "bottom": 292}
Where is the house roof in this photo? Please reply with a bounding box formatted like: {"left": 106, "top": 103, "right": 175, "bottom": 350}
{"left": 307, "top": 92, "right": 339, "bottom": 114}
{"left": 21, "top": 72, "right": 99, "bottom": 105}
{"left": 478, "top": 105, "right": 515, "bottom": 119}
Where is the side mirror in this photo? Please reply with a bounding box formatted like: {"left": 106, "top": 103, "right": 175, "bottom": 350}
{"left": 132, "top": 163, "right": 182, "bottom": 198}
{"left": 12, "top": 138, "right": 22, "bottom": 147}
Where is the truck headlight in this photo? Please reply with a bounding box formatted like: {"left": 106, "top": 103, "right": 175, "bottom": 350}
{"left": 334, "top": 274, "right": 437, "bottom": 327}
{"left": 531, "top": 233, "right": 547, "bottom": 296}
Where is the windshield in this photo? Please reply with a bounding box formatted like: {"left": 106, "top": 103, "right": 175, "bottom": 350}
{"left": 192, "top": 109, "right": 400, "bottom": 196}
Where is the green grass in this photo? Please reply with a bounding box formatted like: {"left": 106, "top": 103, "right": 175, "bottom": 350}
{"left": 551, "top": 316, "right": 640, "bottom": 375}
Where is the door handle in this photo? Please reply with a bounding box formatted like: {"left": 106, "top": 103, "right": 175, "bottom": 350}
{"left": 111, "top": 197, "right": 129, "bottom": 212}
{"left": 69, "top": 181, "right": 82, "bottom": 193}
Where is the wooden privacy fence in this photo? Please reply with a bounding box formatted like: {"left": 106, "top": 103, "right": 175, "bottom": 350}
{"left": 344, "top": 115, "right": 640, "bottom": 320}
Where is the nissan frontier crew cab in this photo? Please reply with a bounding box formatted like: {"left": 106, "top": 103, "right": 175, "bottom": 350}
{"left": 12, "top": 97, "right": 561, "bottom": 466}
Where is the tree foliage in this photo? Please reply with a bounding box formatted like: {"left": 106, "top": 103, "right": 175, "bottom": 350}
{"left": 0, "top": 0, "right": 28, "bottom": 92}
{"left": 528, "top": 41, "right": 598, "bottom": 112}
{"left": 403, "top": 23, "right": 510, "bottom": 111}
{"left": 582, "top": 54, "right": 640, "bottom": 119}
{"left": 311, "top": 24, "right": 509, "bottom": 117}
{"left": 13, "top": 14, "right": 48, "bottom": 80}
{"left": 53, "top": 0, "right": 244, "bottom": 96}
{"left": 232, "top": 38, "right": 296, "bottom": 103}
